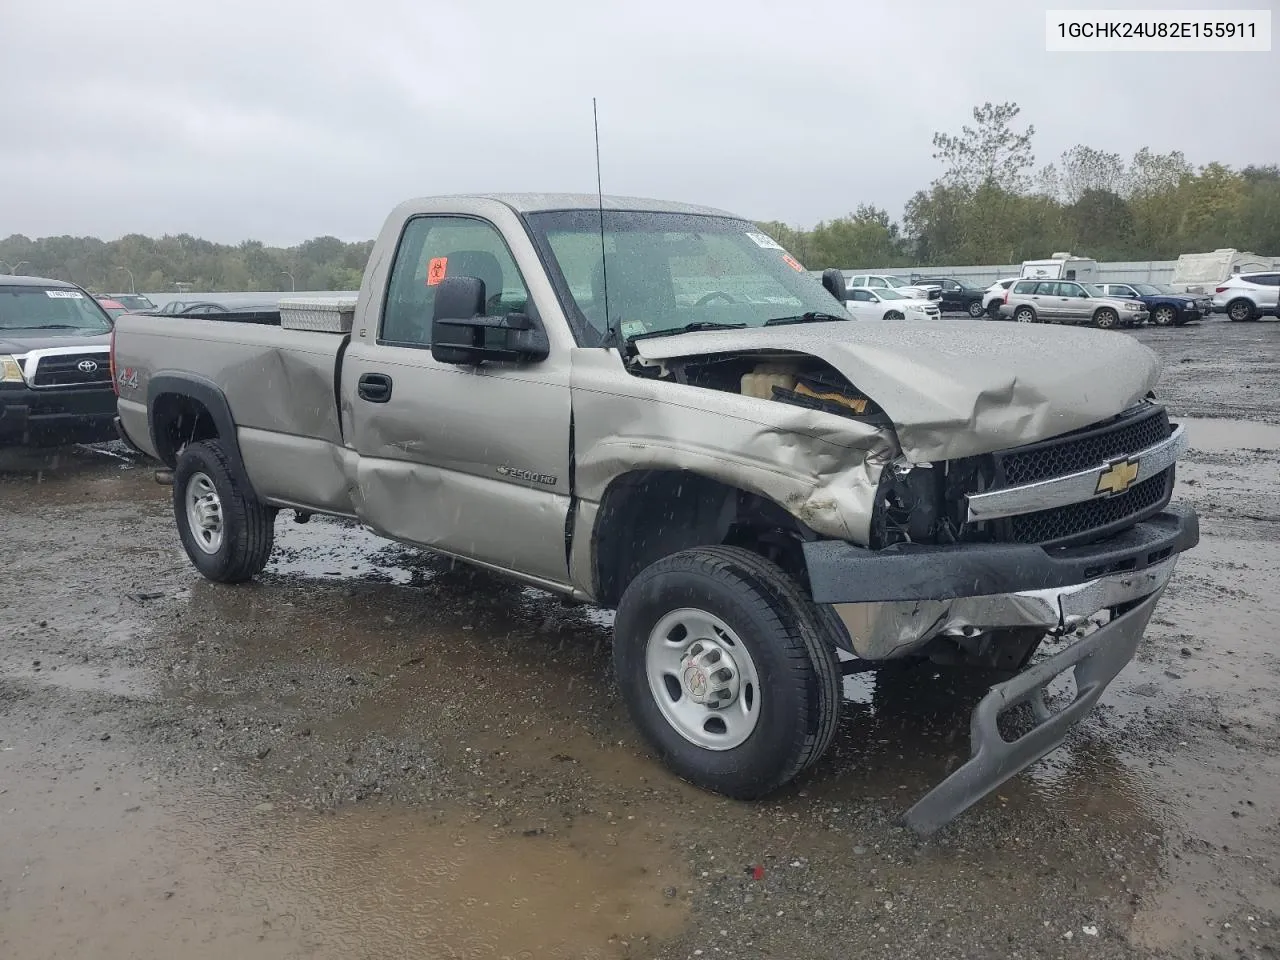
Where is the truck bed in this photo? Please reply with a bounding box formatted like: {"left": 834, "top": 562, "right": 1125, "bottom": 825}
{"left": 114, "top": 312, "right": 354, "bottom": 513}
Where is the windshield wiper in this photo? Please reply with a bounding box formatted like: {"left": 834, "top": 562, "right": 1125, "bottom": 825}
{"left": 626, "top": 321, "right": 747, "bottom": 342}
{"left": 12, "top": 323, "right": 85, "bottom": 330}
{"left": 764, "top": 311, "right": 848, "bottom": 326}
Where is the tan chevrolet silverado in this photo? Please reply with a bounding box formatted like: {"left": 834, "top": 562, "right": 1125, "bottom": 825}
{"left": 110, "top": 194, "right": 1199, "bottom": 833}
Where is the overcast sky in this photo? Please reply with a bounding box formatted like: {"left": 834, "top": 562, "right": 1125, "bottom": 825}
{"left": 2, "top": 0, "right": 1275, "bottom": 244}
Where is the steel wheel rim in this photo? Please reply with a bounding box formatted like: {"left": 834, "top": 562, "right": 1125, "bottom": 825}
{"left": 645, "top": 607, "right": 761, "bottom": 751}
{"left": 185, "top": 472, "right": 224, "bottom": 554}
{"left": 1154, "top": 307, "right": 1175, "bottom": 325}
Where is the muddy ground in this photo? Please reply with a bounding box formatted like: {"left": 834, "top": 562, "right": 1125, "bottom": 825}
{"left": 2, "top": 317, "right": 1278, "bottom": 959}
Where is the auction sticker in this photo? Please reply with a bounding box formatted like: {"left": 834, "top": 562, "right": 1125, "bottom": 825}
{"left": 426, "top": 257, "right": 448, "bottom": 285}
{"left": 745, "top": 231, "right": 784, "bottom": 250}
{"left": 45, "top": 290, "right": 84, "bottom": 298}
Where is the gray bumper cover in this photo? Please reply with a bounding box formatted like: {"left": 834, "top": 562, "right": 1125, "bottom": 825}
{"left": 901, "top": 586, "right": 1163, "bottom": 835}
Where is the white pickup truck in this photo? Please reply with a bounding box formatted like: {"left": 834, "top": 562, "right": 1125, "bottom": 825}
{"left": 110, "top": 193, "right": 1199, "bottom": 834}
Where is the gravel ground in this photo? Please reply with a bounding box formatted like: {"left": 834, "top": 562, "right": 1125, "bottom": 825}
{"left": 1, "top": 316, "right": 1278, "bottom": 959}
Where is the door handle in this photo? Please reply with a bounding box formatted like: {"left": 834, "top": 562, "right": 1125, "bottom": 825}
{"left": 357, "top": 373, "right": 393, "bottom": 403}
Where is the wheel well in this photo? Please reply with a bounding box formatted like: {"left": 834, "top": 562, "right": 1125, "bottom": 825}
{"left": 1015, "top": 304, "right": 1036, "bottom": 317}
{"left": 592, "top": 470, "right": 813, "bottom": 608}
{"left": 152, "top": 392, "right": 220, "bottom": 466}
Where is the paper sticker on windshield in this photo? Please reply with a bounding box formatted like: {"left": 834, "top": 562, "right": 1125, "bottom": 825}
{"left": 620, "top": 320, "right": 647, "bottom": 339}
{"left": 745, "top": 231, "right": 784, "bottom": 250}
{"left": 782, "top": 254, "right": 805, "bottom": 272}
{"left": 426, "top": 257, "right": 448, "bottom": 286}
{"left": 45, "top": 290, "right": 84, "bottom": 299}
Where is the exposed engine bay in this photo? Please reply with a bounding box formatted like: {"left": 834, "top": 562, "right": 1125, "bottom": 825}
{"left": 630, "top": 351, "right": 889, "bottom": 423}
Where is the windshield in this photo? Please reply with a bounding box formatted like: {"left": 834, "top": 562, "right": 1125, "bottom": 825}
{"left": 873, "top": 288, "right": 909, "bottom": 300}
{"left": 0, "top": 285, "right": 113, "bottom": 333}
{"left": 881, "top": 276, "right": 908, "bottom": 288}
{"left": 523, "top": 211, "right": 845, "bottom": 343}
{"left": 1132, "top": 282, "right": 1171, "bottom": 296}
{"left": 112, "top": 294, "right": 155, "bottom": 310}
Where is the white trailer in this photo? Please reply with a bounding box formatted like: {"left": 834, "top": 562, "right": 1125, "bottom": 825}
{"left": 1169, "top": 249, "right": 1277, "bottom": 294}
{"left": 1019, "top": 253, "right": 1099, "bottom": 284}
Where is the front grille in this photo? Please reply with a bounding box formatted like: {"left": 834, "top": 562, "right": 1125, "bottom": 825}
{"left": 995, "top": 405, "right": 1172, "bottom": 486}
{"left": 1005, "top": 467, "right": 1174, "bottom": 546}
{"left": 954, "top": 403, "right": 1179, "bottom": 548}
{"left": 31, "top": 352, "right": 112, "bottom": 387}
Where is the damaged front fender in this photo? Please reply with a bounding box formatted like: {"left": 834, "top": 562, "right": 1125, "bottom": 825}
{"left": 570, "top": 349, "right": 900, "bottom": 547}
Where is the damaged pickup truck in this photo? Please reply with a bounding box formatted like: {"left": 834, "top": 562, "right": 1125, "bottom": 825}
{"left": 111, "top": 194, "right": 1199, "bottom": 833}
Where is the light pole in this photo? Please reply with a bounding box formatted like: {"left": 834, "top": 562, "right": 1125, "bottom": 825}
{"left": 115, "top": 266, "right": 137, "bottom": 294}
{"left": 1, "top": 260, "right": 30, "bottom": 275}
{"left": 280, "top": 270, "right": 296, "bottom": 291}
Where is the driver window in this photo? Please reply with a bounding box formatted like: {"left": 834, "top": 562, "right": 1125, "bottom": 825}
{"left": 381, "top": 216, "right": 530, "bottom": 347}
{"left": 1061, "top": 282, "right": 1086, "bottom": 297}
{"left": 868, "top": 277, "right": 887, "bottom": 288}
{"left": 851, "top": 289, "right": 874, "bottom": 302}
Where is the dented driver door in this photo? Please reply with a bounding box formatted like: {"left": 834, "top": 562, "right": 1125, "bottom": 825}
{"left": 340, "top": 213, "right": 573, "bottom": 588}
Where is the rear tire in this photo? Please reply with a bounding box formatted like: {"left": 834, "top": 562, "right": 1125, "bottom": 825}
{"left": 173, "top": 440, "right": 275, "bottom": 583}
{"left": 613, "top": 546, "right": 841, "bottom": 799}
{"left": 1227, "top": 299, "right": 1255, "bottom": 322}
{"left": 1014, "top": 307, "right": 1036, "bottom": 323}
{"left": 1094, "top": 308, "right": 1118, "bottom": 329}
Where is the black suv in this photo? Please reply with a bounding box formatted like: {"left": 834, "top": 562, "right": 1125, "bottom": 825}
{"left": 1, "top": 275, "right": 118, "bottom": 447}
{"left": 912, "top": 277, "right": 988, "bottom": 317}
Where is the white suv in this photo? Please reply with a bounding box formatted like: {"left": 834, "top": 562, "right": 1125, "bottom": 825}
{"left": 1213, "top": 273, "right": 1280, "bottom": 321}
{"left": 982, "top": 278, "right": 1019, "bottom": 318}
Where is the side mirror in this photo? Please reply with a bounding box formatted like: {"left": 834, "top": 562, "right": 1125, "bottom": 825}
{"left": 821, "top": 268, "right": 847, "bottom": 302}
{"left": 430, "top": 276, "right": 550, "bottom": 365}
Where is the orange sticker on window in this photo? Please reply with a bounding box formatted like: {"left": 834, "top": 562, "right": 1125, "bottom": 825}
{"left": 782, "top": 253, "right": 804, "bottom": 272}
{"left": 426, "top": 257, "right": 448, "bottom": 286}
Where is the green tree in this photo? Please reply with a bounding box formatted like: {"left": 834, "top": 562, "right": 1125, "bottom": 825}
{"left": 931, "top": 101, "right": 1036, "bottom": 193}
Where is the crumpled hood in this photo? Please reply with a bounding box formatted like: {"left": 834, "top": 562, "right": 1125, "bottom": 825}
{"left": 633, "top": 321, "right": 1161, "bottom": 461}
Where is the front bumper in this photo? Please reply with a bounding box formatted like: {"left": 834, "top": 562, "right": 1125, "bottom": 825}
{"left": 900, "top": 585, "right": 1164, "bottom": 835}
{"left": 802, "top": 506, "right": 1198, "bottom": 834}
{"left": 0, "top": 384, "right": 118, "bottom": 447}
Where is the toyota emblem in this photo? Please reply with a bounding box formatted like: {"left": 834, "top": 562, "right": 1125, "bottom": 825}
{"left": 77, "top": 359, "right": 99, "bottom": 373}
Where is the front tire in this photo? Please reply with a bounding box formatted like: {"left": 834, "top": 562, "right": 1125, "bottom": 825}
{"left": 1094, "top": 308, "right": 1118, "bottom": 329}
{"left": 613, "top": 546, "right": 841, "bottom": 800}
{"left": 1152, "top": 305, "right": 1177, "bottom": 326}
{"left": 967, "top": 300, "right": 985, "bottom": 318}
{"left": 884, "top": 310, "right": 904, "bottom": 321}
{"left": 173, "top": 440, "right": 275, "bottom": 583}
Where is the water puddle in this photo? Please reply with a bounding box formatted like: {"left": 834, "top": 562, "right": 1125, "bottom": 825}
{"left": 238, "top": 808, "right": 690, "bottom": 958}
{"left": 1178, "top": 416, "right": 1280, "bottom": 453}
{"left": 265, "top": 516, "right": 432, "bottom": 585}
{"left": 2, "top": 661, "right": 153, "bottom": 699}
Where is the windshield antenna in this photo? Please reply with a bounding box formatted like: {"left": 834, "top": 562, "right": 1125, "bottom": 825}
{"left": 592, "top": 97, "right": 615, "bottom": 348}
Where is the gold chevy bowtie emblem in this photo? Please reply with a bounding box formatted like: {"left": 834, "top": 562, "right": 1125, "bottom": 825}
{"left": 1096, "top": 457, "right": 1140, "bottom": 496}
